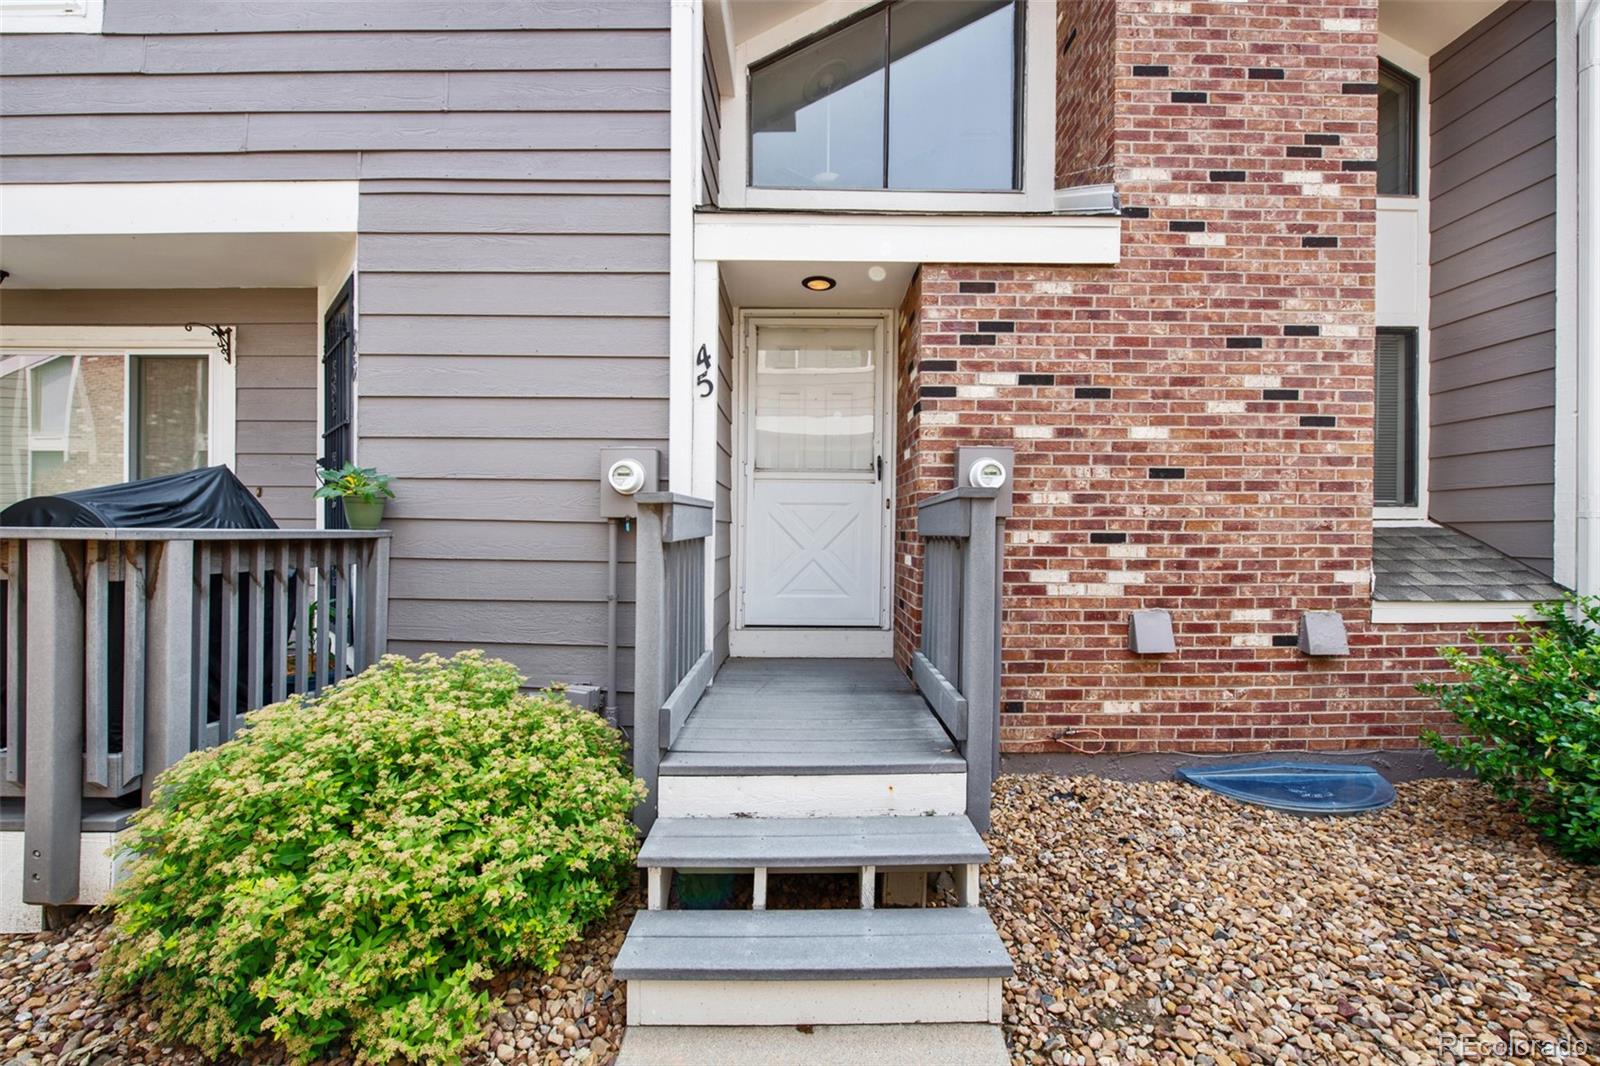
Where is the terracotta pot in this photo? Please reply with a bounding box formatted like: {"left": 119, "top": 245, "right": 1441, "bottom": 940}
{"left": 342, "top": 498, "right": 386, "bottom": 530}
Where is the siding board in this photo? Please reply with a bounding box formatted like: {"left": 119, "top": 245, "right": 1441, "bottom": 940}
{"left": 104, "top": 1, "right": 668, "bottom": 34}
{"left": 359, "top": 233, "right": 669, "bottom": 273}
{"left": 358, "top": 193, "right": 667, "bottom": 234}
{"left": 365, "top": 438, "right": 669, "bottom": 480}
{"left": 359, "top": 272, "right": 668, "bottom": 316}
{"left": 357, "top": 315, "right": 667, "bottom": 357}
{"left": 140, "top": 31, "right": 669, "bottom": 75}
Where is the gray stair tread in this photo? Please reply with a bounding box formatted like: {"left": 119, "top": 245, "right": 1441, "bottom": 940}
{"left": 659, "top": 749, "right": 964, "bottom": 775}
{"left": 614, "top": 908, "right": 1013, "bottom": 981}
{"left": 638, "top": 816, "right": 989, "bottom": 868}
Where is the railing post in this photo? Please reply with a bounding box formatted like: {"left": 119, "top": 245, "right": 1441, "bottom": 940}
{"left": 632, "top": 502, "right": 667, "bottom": 832}
{"left": 143, "top": 539, "right": 194, "bottom": 804}
{"left": 361, "top": 535, "right": 391, "bottom": 667}
{"left": 959, "top": 493, "right": 999, "bottom": 832}
{"left": 23, "top": 539, "right": 83, "bottom": 906}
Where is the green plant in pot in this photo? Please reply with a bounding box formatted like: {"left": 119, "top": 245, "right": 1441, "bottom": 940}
{"left": 314, "top": 462, "right": 394, "bottom": 530}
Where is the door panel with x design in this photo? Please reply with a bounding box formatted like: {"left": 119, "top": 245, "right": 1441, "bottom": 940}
{"left": 744, "top": 479, "right": 881, "bottom": 626}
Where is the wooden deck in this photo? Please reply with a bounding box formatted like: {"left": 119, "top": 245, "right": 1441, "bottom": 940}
{"left": 658, "top": 658, "right": 964, "bottom": 776}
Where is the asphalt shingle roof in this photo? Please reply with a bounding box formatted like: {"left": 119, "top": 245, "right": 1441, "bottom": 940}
{"left": 1371, "top": 525, "right": 1567, "bottom": 603}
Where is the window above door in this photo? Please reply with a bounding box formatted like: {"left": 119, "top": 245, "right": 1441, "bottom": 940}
{"left": 716, "top": 0, "right": 1057, "bottom": 213}
{"left": 750, "top": 0, "right": 1021, "bottom": 193}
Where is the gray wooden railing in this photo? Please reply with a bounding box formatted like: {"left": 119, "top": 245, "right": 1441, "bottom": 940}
{"left": 0, "top": 529, "right": 391, "bottom": 906}
{"left": 913, "top": 487, "right": 1003, "bottom": 830}
{"left": 631, "top": 493, "right": 714, "bottom": 831}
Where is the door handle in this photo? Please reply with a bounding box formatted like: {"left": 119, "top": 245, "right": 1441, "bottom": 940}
{"left": 876, "top": 455, "right": 884, "bottom": 482}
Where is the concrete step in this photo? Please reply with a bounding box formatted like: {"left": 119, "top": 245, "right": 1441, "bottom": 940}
{"left": 615, "top": 1022, "right": 1010, "bottom": 1065}
{"left": 614, "top": 908, "right": 1012, "bottom": 1026}
{"left": 637, "top": 815, "right": 989, "bottom": 870}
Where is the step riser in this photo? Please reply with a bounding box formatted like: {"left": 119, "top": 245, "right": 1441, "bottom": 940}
{"left": 625, "top": 977, "right": 1003, "bottom": 1026}
{"left": 658, "top": 772, "right": 966, "bottom": 818}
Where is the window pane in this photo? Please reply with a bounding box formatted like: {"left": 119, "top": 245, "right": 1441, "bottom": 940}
{"left": 136, "top": 356, "right": 208, "bottom": 478}
{"left": 5, "top": 354, "right": 127, "bottom": 504}
{"left": 754, "top": 326, "right": 877, "bottom": 472}
{"left": 1375, "top": 332, "right": 1414, "bottom": 506}
{"left": 1377, "top": 64, "right": 1415, "bottom": 196}
{"left": 888, "top": 0, "right": 1017, "bottom": 190}
{"left": 750, "top": 10, "right": 887, "bottom": 190}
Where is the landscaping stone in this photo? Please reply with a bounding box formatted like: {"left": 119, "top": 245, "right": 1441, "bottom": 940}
{"left": 988, "top": 776, "right": 1599, "bottom": 1065}
{"left": 1, "top": 778, "right": 1595, "bottom": 1065}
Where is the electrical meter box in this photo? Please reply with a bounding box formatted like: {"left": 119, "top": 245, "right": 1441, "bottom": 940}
{"left": 956, "top": 445, "right": 1015, "bottom": 517}
{"left": 598, "top": 448, "right": 660, "bottom": 518}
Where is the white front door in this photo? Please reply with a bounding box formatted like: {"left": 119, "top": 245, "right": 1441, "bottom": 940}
{"left": 742, "top": 319, "right": 887, "bottom": 627}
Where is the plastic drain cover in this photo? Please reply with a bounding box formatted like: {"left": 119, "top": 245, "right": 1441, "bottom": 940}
{"left": 1176, "top": 762, "right": 1396, "bottom": 815}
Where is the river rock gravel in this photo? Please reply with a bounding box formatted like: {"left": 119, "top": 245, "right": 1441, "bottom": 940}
{"left": 3, "top": 777, "right": 1596, "bottom": 1065}
{"left": 989, "top": 775, "right": 1599, "bottom": 1065}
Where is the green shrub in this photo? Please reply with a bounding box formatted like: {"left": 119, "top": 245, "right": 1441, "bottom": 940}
{"left": 102, "top": 652, "right": 644, "bottom": 1063}
{"left": 1422, "top": 596, "right": 1600, "bottom": 862}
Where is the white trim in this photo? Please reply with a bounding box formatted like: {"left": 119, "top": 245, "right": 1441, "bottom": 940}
{"left": 625, "top": 977, "right": 1004, "bottom": 1026}
{"left": 1556, "top": 1, "right": 1581, "bottom": 588}
{"left": 669, "top": 1, "right": 697, "bottom": 494}
{"left": 1370, "top": 601, "right": 1540, "bottom": 624}
{"left": 1574, "top": 1, "right": 1600, "bottom": 597}
{"left": 0, "top": 0, "right": 102, "bottom": 34}
{"left": 733, "top": 310, "right": 896, "bottom": 637}
{"left": 0, "top": 182, "right": 360, "bottom": 237}
{"left": 730, "top": 627, "right": 894, "bottom": 658}
{"left": 0, "top": 325, "right": 238, "bottom": 477}
{"left": 719, "top": 0, "right": 1056, "bottom": 213}
{"left": 692, "top": 258, "right": 722, "bottom": 648}
{"left": 696, "top": 211, "right": 1120, "bottom": 265}
{"left": 657, "top": 771, "right": 966, "bottom": 818}
{"left": 1052, "top": 183, "right": 1120, "bottom": 215}
{"left": 1375, "top": 36, "right": 1432, "bottom": 523}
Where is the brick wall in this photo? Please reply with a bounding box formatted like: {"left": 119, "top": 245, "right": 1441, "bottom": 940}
{"left": 895, "top": 0, "right": 1507, "bottom": 753}
{"left": 1055, "top": 0, "right": 1116, "bottom": 188}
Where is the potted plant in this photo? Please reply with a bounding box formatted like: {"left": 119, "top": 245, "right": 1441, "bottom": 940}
{"left": 314, "top": 462, "right": 395, "bottom": 530}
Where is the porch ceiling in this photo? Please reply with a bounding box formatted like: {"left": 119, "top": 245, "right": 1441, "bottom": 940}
{"left": 718, "top": 259, "right": 917, "bottom": 310}
{"left": 0, "top": 232, "right": 354, "bottom": 289}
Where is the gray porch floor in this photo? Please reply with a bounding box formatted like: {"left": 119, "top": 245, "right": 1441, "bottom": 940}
{"left": 658, "top": 658, "right": 964, "bottom": 776}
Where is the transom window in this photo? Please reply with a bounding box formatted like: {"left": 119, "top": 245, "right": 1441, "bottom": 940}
{"left": 748, "top": 0, "right": 1022, "bottom": 192}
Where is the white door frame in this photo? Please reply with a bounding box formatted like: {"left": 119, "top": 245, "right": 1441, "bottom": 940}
{"left": 732, "top": 309, "right": 897, "bottom": 658}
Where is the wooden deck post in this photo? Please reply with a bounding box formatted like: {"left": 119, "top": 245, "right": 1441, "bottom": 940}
{"left": 143, "top": 539, "right": 194, "bottom": 804}
{"left": 960, "top": 493, "right": 999, "bottom": 832}
{"left": 633, "top": 502, "right": 667, "bottom": 832}
{"left": 23, "top": 539, "right": 83, "bottom": 906}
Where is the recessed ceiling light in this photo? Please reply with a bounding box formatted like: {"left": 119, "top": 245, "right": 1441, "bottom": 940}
{"left": 867, "top": 265, "right": 887, "bottom": 282}
{"left": 802, "top": 275, "right": 836, "bottom": 292}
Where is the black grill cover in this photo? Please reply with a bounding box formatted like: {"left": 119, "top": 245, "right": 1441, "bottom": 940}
{"left": 0, "top": 465, "right": 277, "bottom": 529}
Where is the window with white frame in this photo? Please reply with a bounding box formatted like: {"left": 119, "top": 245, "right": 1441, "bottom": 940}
{"left": 1375, "top": 329, "right": 1418, "bottom": 508}
{"left": 0, "top": 329, "right": 233, "bottom": 509}
{"left": 749, "top": 0, "right": 1021, "bottom": 192}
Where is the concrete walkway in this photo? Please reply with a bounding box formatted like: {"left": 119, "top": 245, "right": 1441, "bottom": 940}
{"left": 616, "top": 1023, "right": 1010, "bottom": 1065}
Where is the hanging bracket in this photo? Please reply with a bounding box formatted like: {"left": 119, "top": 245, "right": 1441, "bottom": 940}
{"left": 183, "top": 323, "right": 234, "bottom": 364}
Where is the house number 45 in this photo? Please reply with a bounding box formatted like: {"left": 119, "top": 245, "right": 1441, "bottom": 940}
{"left": 694, "top": 344, "right": 714, "bottom": 398}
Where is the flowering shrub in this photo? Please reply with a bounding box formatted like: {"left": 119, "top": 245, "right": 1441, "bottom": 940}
{"left": 102, "top": 652, "right": 643, "bottom": 1063}
{"left": 1423, "top": 597, "right": 1600, "bottom": 863}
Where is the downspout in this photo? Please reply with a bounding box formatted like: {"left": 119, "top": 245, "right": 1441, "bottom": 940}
{"left": 1578, "top": 1, "right": 1600, "bottom": 596}
{"left": 605, "top": 516, "right": 621, "bottom": 728}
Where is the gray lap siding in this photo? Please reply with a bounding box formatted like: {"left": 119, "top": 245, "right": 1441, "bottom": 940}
{"left": 0, "top": 2, "right": 672, "bottom": 718}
